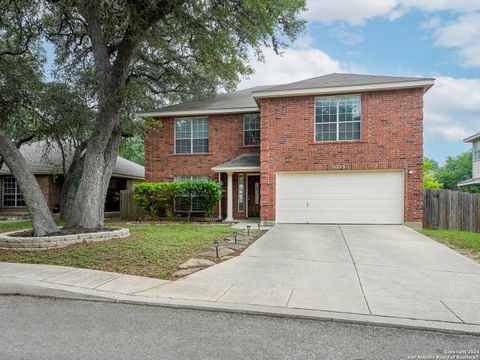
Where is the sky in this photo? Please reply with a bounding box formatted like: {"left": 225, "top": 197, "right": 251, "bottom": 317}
{"left": 236, "top": 0, "right": 480, "bottom": 164}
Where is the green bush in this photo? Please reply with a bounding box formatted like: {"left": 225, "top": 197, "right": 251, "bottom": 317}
{"left": 133, "top": 182, "right": 178, "bottom": 220}
{"left": 133, "top": 180, "right": 223, "bottom": 221}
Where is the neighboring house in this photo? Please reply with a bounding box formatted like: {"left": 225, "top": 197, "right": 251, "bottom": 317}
{"left": 0, "top": 141, "right": 144, "bottom": 214}
{"left": 141, "top": 73, "right": 434, "bottom": 227}
{"left": 457, "top": 133, "right": 480, "bottom": 189}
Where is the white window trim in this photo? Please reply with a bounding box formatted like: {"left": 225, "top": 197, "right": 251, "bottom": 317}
{"left": 2, "top": 176, "right": 25, "bottom": 207}
{"left": 174, "top": 117, "right": 209, "bottom": 154}
{"left": 314, "top": 95, "right": 362, "bottom": 143}
{"left": 238, "top": 174, "right": 244, "bottom": 212}
{"left": 474, "top": 141, "right": 480, "bottom": 162}
{"left": 243, "top": 113, "right": 260, "bottom": 147}
{"left": 174, "top": 175, "right": 209, "bottom": 182}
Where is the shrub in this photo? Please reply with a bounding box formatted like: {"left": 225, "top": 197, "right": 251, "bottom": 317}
{"left": 133, "top": 182, "right": 178, "bottom": 220}
{"left": 133, "top": 180, "right": 223, "bottom": 221}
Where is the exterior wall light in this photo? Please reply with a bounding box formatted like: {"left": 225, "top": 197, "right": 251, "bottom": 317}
{"left": 407, "top": 169, "right": 414, "bottom": 175}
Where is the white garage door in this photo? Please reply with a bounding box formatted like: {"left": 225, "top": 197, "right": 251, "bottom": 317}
{"left": 276, "top": 171, "right": 403, "bottom": 224}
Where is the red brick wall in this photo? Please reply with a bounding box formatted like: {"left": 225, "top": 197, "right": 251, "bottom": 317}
{"left": 259, "top": 88, "right": 424, "bottom": 223}
{"left": 144, "top": 114, "right": 259, "bottom": 219}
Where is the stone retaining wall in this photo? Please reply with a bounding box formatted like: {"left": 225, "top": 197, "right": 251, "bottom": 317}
{"left": 0, "top": 228, "right": 130, "bottom": 251}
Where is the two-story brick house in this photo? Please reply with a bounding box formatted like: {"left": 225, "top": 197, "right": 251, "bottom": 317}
{"left": 141, "top": 73, "right": 434, "bottom": 227}
{"left": 457, "top": 132, "right": 480, "bottom": 189}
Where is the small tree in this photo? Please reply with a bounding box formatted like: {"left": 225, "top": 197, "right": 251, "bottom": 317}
{"left": 423, "top": 158, "right": 442, "bottom": 189}
{"left": 437, "top": 152, "right": 477, "bottom": 192}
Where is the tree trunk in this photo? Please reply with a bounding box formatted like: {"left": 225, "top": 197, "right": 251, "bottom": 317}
{"left": 60, "top": 144, "right": 86, "bottom": 221}
{"left": 0, "top": 130, "right": 59, "bottom": 236}
{"left": 62, "top": 3, "right": 137, "bottom": 229}
{"left": 65, "top": 122, "right": 122, "bottom": 229}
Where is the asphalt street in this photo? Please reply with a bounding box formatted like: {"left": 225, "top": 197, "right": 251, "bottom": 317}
{"left": 0, "top": 296, "right": 478, "bottom": 360}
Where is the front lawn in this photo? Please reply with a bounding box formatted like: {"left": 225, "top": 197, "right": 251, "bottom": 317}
{"left": 0, "top": 220, "right": 236, "bottom": 279}
{"left": 420, "top": 229, "right": 480, "bottom": 262}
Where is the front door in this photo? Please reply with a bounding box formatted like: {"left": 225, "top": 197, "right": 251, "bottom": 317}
{"left": 247, "top": 175, "right": 260, "bottom": 218}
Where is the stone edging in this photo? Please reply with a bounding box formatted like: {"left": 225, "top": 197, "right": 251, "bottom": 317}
{"left": 0, "top": 228, "right": 130, "bottom": 251}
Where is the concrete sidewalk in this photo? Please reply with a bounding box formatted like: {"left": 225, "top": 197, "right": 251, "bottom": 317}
{"left": 1, "top": 262, "right": 480, "bottom": 335}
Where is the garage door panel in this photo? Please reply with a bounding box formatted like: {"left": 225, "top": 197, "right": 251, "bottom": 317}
{"left": 276, "top": 171, "right": 403, "bottom": 224}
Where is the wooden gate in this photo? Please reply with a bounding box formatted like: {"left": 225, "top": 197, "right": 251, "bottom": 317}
{"left": 120, "top": 189, "right": 145, "bottom": 220}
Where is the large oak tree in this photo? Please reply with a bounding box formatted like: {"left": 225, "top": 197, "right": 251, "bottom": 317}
{"left": 0, "top": 0, "right": 306, "bottom": 233}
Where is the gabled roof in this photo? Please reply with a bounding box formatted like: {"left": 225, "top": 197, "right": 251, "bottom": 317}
{"left": 212, "top": 153, "right": 260, "bottom": 172}
{"left": 137, "top": 73, "right": 434, "bottom": 118}
{"left": 137, "top": 86, "right": 272, "bottom": 118}
{"left": 0, "top": 141, "right": 145, "bottom": 180}
{"left": 464, "top": 133, "right": 480, "bottom": 143}
{"left": 252, "top": 73, "right": 435, "bottom": 98}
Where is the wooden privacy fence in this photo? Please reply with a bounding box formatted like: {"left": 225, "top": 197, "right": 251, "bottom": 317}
{"left": 120, "top": 189, "right": 144, "bottom": 221}
{"left": 423, "top": 189, "right": 480, "bottom": 232}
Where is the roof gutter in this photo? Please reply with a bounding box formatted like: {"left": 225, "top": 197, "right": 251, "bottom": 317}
{"left": 251, "top": 80, "right": 435, "bottom": 99}
{"left": 212, "top": 166, "right": 260, "bottom": 173}
{"left": 463, "top": 133, "right": 480, "bottom": 143}
{"left": 0, "top": 171, "right": 145, "bottom": 180}
{"left": 137, "top": 107, "right": 259, "bottom": 118}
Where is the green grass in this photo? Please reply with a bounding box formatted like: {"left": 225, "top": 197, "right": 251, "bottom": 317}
{"left": 0, "top": 220, "right": 36, "bottom": 233}
{"left": 0, "top": 220, "right": 236, "bottom": 279}
{"left": 420, "top": 229, "right": 480, "bottom": 253}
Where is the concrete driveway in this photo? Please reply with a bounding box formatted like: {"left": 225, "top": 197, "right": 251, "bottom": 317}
{"left": 183, "top": 224, "right": 480, "bottom": 325}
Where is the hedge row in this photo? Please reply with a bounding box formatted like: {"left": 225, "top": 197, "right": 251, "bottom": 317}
{"left": 133, "top": 180, "right": 223, "bottom": 220}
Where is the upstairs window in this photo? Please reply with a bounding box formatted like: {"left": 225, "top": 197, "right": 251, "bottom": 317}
{"left": 175, "top": 117, "right": 208, "bottom": 154}
{"left": 244, "top": 113, "right": 260, "bottom": 146}
{"left": 315, "top": 96, "right": 361, "bottom": 142}
{"left": 474, "top": 141, "right": 480, "bottom": 162}
{"left": 3, "top": 176, "right": 25, "bottom": 207}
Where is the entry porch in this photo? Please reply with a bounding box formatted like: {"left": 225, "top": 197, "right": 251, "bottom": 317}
{"left": 213, "top": 153, "right": 261, "bottom": 222}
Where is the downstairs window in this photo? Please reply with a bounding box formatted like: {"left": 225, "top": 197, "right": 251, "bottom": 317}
{"left": 174, "top": 175, "right": 208, "bottom": 212}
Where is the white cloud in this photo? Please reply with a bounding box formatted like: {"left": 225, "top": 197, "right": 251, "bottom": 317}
{"left": 424, "top": 77, "right": 480, "bottom": 142}
{"left": 293, "top": 34, "right": 314, "bottom": 49}
{"left": 399, "top": 0, "right": 480, "bottom": 13}
{"left": 329, "top": 26, "right": 363, "bottom": 45}
{"left": 433, "top": 13, "right": 480, "bottom": 67}
{"left": 238, "top": 48, "right": 346, "bottom": 89}
{"left": 304, "top": 0, "right": 397, "bottom": 25}
{"left": 421, "top": 16, "right": 442, "bottom": 30}
{"left": 303, "top": 0, "right": 480, "bottom": 26}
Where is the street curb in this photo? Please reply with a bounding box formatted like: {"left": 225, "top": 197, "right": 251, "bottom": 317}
{"left": 1, "top": 277, "right": 480, "bottom": 336}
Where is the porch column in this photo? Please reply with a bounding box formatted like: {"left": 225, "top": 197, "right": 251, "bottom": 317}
{"left": 226, "top": 172, "right": 234, "bottom": 222}
{"left": 218, "top": 173, "right": 222, "bottom": 221}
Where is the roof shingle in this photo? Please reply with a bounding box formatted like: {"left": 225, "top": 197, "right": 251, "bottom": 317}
{"left": 0, "top": 141, "right": 144, "bottom": 179}
{"left": 138, "top": 73, "right": 434, "bottom": 117}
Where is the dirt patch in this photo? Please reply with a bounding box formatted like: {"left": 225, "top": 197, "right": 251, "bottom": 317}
{"left": 425, "top": 235, "right": 480, "bottom": 264}
{"left": 11, "top": 227, "right": 120, "bottom": 238}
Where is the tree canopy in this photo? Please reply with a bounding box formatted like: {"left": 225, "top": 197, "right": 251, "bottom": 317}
{"left": 436, "top": 152, "right": 473, "bottom": 191}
